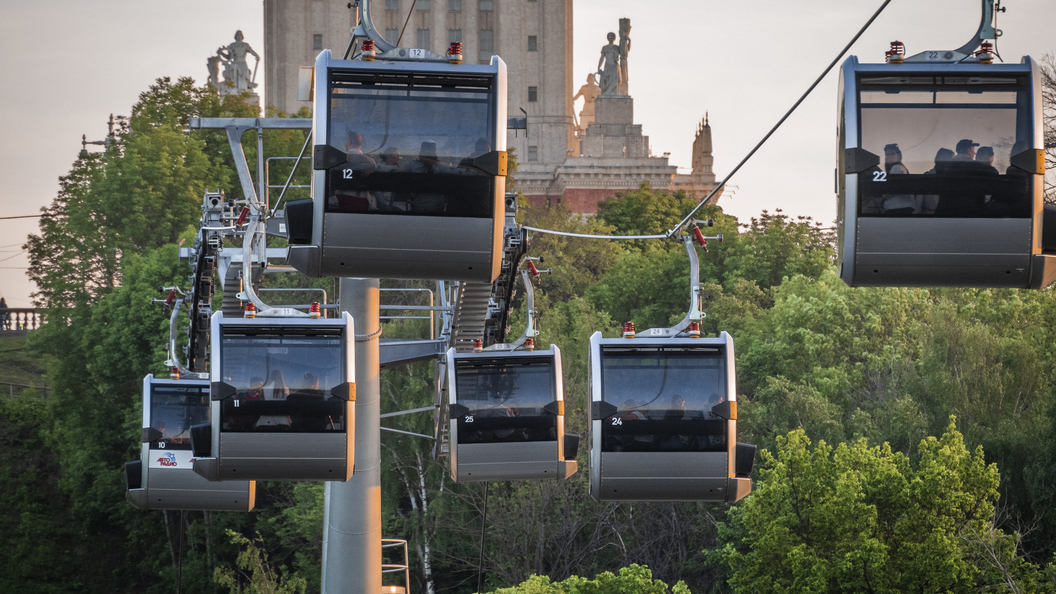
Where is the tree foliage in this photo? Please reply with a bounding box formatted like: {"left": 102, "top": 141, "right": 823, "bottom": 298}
{"left": 722, "top": 420, "right": 1051, "bottom": 593}
{"left": 491, "top": 564, "right": 691, "bottom": 594}
{"left": 12, "top": 69, "right": 1056, "bottom": 594}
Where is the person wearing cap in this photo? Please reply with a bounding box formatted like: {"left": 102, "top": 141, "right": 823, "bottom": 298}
{"left": 953, "top": 139, "right": 979, "bottom": 161}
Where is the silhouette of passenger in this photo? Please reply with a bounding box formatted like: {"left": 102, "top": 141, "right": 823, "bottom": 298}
{"left": 922, "top": 148, "right": 954, "bottom": 214}
{"left": 406, "top": 141, "right": 447, "bottom": 213}
{"left": 953, "top": 139, "right": 979, "bottom": 161}
{"left": 258, "top": 370, "right": 291, "bottom": 429}
{"left": 881, "top": 143, "right": 915, "bottom": 215}
{"left": 331, "top": 132, "right": 377, "bottom": 212}
{"left": 458, "top": 138, "right": 492, "bottom": 172}
{"left": 976, "top": 146, "right": 999, "bottom": 174}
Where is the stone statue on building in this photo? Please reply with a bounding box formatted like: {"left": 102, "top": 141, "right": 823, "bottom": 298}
{"left": 572, "top": 73, "right": 601, "bottom": 136}
{"left": 209, "top": 30, "right": 260, "bottom": 94}
{"left": 597, "top": 32, "right": 621, "bottom": 96}
{"left": 618, "top": 18, "right": 631, "bottom": 96}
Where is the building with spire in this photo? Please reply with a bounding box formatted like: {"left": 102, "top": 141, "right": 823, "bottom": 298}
{"left": 670, "top": 114, "right": 723, "bottom": 204}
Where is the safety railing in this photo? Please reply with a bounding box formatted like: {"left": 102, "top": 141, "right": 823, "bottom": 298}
{"left": 1, "top": 380, "right": 50, "bottom": 399}
{"left": 381, "top": 538, "right": 411, "bottom": 594}
{"left": 0, "top": 308, "right": 41, "bottom": 335}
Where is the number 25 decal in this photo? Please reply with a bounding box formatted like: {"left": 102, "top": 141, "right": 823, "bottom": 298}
{"left": 872, "top": 171, "right": 887, "bottom": 182}
{"left": 464, "top": 415, "right": 474, "bottom": 423}
{"left": 342, "top": 169, "right": 354, "bottom": 179}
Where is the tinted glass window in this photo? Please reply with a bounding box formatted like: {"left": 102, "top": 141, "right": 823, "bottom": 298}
{"left": 599, "top": 345, "right": 728, "bottom": 453}
{"left": 219, "top": 329, "right": 346, "bottom": 433}
{"left": 326, "top": 77, "right": 497, "bottom": 218}
{"left": 149, "top": 383, "right": 210, "bottom": 451}
{"left": 857, "top": 74, "right": 1033, "bottom": 218}
{"left": 454, "top": 356, "right": 557, "bottom": 443}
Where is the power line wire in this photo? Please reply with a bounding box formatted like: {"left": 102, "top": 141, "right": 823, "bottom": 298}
{"left": 522, "top": 226, "right": 666, "bottom": 240}
{"left": 523, "top": 0, "right": 893, "bottom": 242}
{"left": 670, "top": 0, "right": 892, "bottom": 235}
{"left": 0, "top": 215, "right": 43, "bottom": 220}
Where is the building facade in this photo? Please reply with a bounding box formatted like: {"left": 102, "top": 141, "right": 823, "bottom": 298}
{"left": 262, "top": 3, "right": 719, "bottom": 214}
{"left": 263, "top": 0, "right": 575, "bottom": 164}
{"left": 264, "top": 0, "right": 358, "bottom": 115}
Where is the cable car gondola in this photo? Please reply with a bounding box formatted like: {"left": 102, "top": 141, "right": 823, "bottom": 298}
{"left": 447, "top": 346, "right": 577, "bottom": 482}
{"left": 286, "top": 48, "right": 508, "bottom": 282}
{"left": 837, "top": 4, "right": 1054, "bottom": 288}
{"left": 444, "top": 266, "right": 577, "bottom": 482}
{"left": 589, "top": 331, "right": 753, "bottom": 502}
{"left": 191, "top": 311, "right": 356, "bottom": 482}
{"left": 125, "top": 375, "right": 255, "bottom": 511}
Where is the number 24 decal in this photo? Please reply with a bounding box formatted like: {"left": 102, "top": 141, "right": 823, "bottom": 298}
{"left": 872, "top": 171, "right": 887, "bottom": 182}
{"left": 611, "top": 417, "right": 623, "bottom": 426}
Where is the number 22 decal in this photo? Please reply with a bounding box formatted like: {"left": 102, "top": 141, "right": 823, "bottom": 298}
{"left": 872, "top": 171, "right": 887, "bottom": 182}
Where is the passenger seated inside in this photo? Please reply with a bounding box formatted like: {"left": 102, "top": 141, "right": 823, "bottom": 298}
{"left": 149, "top": 420, "right": 168, "bottom": 448}
{"left": 406, "top": 141, "right": 448, "bottom": 213}
{"left": 620, "top": 399, "right": 655, "bottom": 451}
{"left": 922, "top": 148, "right": 954, "bottom": 215}
{"left": 373, "top": 147, "right": 406, "bottom": 212}
{"left": 227, "top": 377, "right": 263, "bottom": 430}
{"left": 660, "top": 394, "right": 692, "bottom": 451}
{"left": 257, "top": 370, "right": 291, "bottom": 430}
{"left": 289, "top": 372, "right": 331, "bottom": 431}
{"left": 329, "top": 131, "right": 377, "bottom": 212}
{"left": 458, "top": 138, "right": 492, "bottom": 175}
{"left": 881, "top": 143, "right": 915, "bottom": 216}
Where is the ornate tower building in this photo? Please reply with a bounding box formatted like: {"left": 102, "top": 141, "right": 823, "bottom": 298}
{"left": 670, "top": 114, "right": 723, "bottom": 204}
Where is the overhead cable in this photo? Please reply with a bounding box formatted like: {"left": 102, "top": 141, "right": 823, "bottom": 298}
{"left": 522, "top": 226, "right": 667, "bottom": 240}
{"left": 520, "top": 0, "right": 893, "bottom": 242}
{"left": 669, "top": 0, "right": 893, "bottom": 235}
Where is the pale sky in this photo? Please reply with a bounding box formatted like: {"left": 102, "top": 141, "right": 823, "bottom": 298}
{"left": 1, "top": 0, "right": 1054, "bottom": 307}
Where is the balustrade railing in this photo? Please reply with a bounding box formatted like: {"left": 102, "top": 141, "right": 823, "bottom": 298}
{"left": 0, "top": 308, "right": 41, "bottom": 334}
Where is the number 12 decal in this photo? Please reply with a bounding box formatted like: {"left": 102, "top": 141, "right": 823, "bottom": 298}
{"left": 342, "top": 169, "right": 354, "bottom": 179}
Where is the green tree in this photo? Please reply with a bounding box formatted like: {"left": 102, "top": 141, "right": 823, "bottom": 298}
{"left": 721, "top": 210, "right": 833, "bottom": 290}
{"left": 520, "top": 202, "right": 621, "bottom": 303}
{"left": 215, "top": 530, "right": 308, "bottom": 594}
{"left": 596, "top": 183, "right": 698, "bottom": 246}
{"left": 722, "top": 420, "right": 1050, "bottom": 593}
{"left": 490, "top": 564, "right": 691, "bottom": 594}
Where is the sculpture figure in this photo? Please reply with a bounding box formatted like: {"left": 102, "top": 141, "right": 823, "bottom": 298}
{"left": 597, "top": 32, "right": 621, "bottom": 97}
{"left": 572, "top": 73, "right": 601, "bottom": 135}
{"left": 210, "top": 30, "right": 260, "bottom": 94}
{"left": 618, "top": 18, "right": 631, "bottom": 96}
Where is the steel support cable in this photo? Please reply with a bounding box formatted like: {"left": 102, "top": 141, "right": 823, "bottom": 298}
{"left": 522, "top": 226, "right": 667, "bottom": 240}
{"left": 523, "top": 0, "right": 893, "bottom": 243}
{"left": 397, "top": 0, "right": 419, "bottom": 47}
{"left": 669, "top": 0, "right": 892, "bottom": 235}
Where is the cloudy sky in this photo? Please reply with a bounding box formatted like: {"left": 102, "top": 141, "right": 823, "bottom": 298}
{"left": 1, "top": 0, "right": 1053, "bottom": 306}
